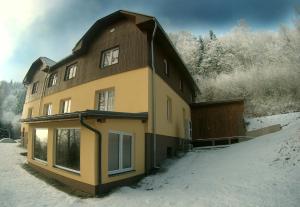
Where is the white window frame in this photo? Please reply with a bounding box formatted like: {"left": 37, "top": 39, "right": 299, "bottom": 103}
{"left": 61, "top": 99, "right": 71, "bottom": 113}
{"left": 48, "top": 73, "right": 58, "bottom": 87}
{"left": 101, "top": 47, "right": 119, "bottom": 68}
{"left": 54, "top": 127, "right": 81, "bottom": 174}
{"left": 97, "top": 88, "right": 115, "bottom": 111}
{"left": 65, "top": 64, "right": 77, "bottom": 80}
{"left": 108, "top": 130, "right": 134, "bottom": 175}
{"left": 44, "top": 103, "right": 52, "bottom": 116}
{"left": 32, "top": 128, "right": 48, "bottom": 164}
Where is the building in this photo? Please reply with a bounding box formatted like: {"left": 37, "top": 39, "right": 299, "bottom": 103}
{"left": 20, "top": 10, "right": 199, "bottom": 195}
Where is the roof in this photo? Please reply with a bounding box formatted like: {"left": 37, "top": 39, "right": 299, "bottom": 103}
{"left": 23, "top": 57, "right": 56, "bottom": 84}
{"left": 23, "top": 10, "right": 199, "bottom": 93}
{"left": 190, "top": 98, "right": 245, "bottom": 107}
{"left": 20, "top": 110, "right": 148, "bottom": 123}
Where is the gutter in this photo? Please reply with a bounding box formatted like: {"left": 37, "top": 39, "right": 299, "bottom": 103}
{"left": 79, "top": 113, "right": 102, "bottom": 193}
{"left": 151, "top": 19, "right": 159, "bottom": 168}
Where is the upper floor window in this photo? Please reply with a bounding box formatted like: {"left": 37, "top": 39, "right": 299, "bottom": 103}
{"left": 164, "top": 59, "right": 168, "bottom": 76}
{"left": 61, "top": 99, "right": 71, "bottom": 113}
{"left": 32, "top": 82, "right": 39, "bottom": 94}
{"left": 43, "top": 103, "right": 52, "bottom": 116}
{"left": 28, "top": 108, "right": 33, "bottom": 118}
{"left": 64, "top": 64, "right": 77, "bottom": 80}
{"left": 179, "top": 79, "right": 183, "bottom": 91}
{"left": 96, "top": 88, "right": 115, "bottom": 111}
{"left": 101, "top": 47, "right": 119, "bottom": 68}
{"left": 48, "top": 73, "right": 58, "bottom": 87}
{"left": 167, "top": 96, "right": 172, "bottom": 122}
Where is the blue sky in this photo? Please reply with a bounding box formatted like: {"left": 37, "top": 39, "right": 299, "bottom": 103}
{"left": 0, "top": 0, "right": 298, "bottom": 82}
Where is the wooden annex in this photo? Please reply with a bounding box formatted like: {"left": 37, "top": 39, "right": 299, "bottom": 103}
{"left": 190, "top": 99, "right": 246, "bottom": 146}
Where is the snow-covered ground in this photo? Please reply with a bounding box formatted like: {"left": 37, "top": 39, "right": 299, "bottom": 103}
{"left": 1, "top": 113, "right": 300, "bottom": 207}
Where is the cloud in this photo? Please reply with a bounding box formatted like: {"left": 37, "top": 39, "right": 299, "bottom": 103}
{"left": 0, "top": 0, "right": 60, "bottom": 80}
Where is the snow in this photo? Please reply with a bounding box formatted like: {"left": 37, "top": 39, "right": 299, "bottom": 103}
{"left": 245, "top": 112, "right": 300, "bottom": 131}
{"left": 1, "top": 113, "right": 300, "bottom": 207}
{"left": 0, "top": 138, "right": 16, "bottom": 143}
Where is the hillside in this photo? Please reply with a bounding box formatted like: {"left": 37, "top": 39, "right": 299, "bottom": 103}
{"left": 0, "top": 112, "right": 299, "bottom": 207}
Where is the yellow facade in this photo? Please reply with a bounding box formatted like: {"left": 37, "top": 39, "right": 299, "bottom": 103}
{"left": 22, "top": 66, "right": 192, "bottom": 193}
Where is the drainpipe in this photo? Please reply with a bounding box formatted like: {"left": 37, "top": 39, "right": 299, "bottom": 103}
{"left": 151, "top": 19, "right": 158, "bottom": 168}
{"left": 79, "top": 113, "right": 102, "bottom": 193}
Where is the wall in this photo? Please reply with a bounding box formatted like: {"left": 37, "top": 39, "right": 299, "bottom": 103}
{"left": 147, "top": 70, "right": 191, "bottom": 139}
{"left": 22, "top": 67, "right": 149, "bottom": 119}
{"left": 191, "top": 100, "right": 246, "bottom": 139}
{"left": 27, "top": 118, "right": 147, "bottom": 193}
{"left": 25, "top": 18, "right": 148, "bottom": 103}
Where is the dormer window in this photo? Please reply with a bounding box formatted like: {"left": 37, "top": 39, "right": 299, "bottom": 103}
{"left": 48, "top": 73, "right": 58, "bottom": 87}
{"left": 164, "top": 59, "right": 168, "bottom": 76}
{"left": 32, "top": 82, "right": 39, "bottom": 94}
{"left": 64, "top": 64, "right": 77, "bottom": 80}
{"left": 101, "top": 47, "right": 119, "bottom": 68}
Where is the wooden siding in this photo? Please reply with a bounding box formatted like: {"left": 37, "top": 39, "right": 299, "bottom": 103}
{"left": 191, "top": 100, "right": 246, "bottom": 139}
{"left": 25, "top": 18, "right": 148, "bottom": 103}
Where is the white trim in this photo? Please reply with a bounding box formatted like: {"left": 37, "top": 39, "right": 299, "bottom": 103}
{"left": 54, "top": 164, "right": 80, "bottom": 174}
{"left": 33, "top": 158, "right": 48, "bottom": 165}
{"left": 108, "top": 130, "right": 134, "bottom": 175}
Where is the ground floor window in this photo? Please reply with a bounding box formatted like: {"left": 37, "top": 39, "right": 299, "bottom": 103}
{"left": 108, "top": 131, "right": 133, "bottom": 175}
{"left": 33, "top": 128, "right": 48, "bottom": 162}
{"left": 55, "top": 128, "right": 80, "bottom": 173}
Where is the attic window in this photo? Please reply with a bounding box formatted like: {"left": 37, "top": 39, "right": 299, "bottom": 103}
{"left": 48, "top": 73, "right": 58, "bottom": 87}
{"left": 179, "top": 79, "right": 183, "bottom": 91}
{"left": 64, "top": 64, "right": 77, "bottom": 80}
{"left": 164, "top": 59, "right": 168, "bottom": 76}
{"left": 101, "top": 47, "right": 119, "bottom": 68}
{"left": 110, "top": 28, "right": 115, "bottom": 33}
{"left": 32, "top": 82, "right": 39, "bottom": 94}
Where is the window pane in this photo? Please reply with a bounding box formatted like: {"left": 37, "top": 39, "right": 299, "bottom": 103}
{"left": 34, "top": 129, "right": 48, "bottom": 161}
{"left": 122, "top": 135, "right": 132, "bottom": 169}
{"left": 111, "top": 49, "right": 119, "bottom": 64}
{"left": 108, "top": 133, "right": 120, "bottom": 171}
{"left": 103, "top": 51, "right": 112, "bottom": 67}
{"left": 56, "top": 129, "right": 80, "bottom": 171}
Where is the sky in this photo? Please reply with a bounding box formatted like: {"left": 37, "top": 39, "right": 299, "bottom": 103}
{"left": 0, "top": 0, "right": 298, "bottom": 82}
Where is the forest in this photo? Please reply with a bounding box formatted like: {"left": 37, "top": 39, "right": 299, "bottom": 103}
{"left": 169, "top": 11, "right": 300, "bottom": 116}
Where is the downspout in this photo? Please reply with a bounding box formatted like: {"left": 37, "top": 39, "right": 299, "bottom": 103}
{"left": 79, "top": 113, "right": 102, "bottom": 193}
{"left": 151, "top": 19, "right": 158, "bottom": 168}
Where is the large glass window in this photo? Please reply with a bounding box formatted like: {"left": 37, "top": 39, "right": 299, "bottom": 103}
{"left": 96, "top": 88, "right": 114, "bottom": 111}
{"left": 55, "top": 128, "right": 80, "bottom": 172}
{"left": 108, "top": 131, "right": 133, "bottom": 175}
{"left": 101, "top": 47, "right": 119, "bottom": 67}
{"left": 33, "top": 128, "right": 48, "bottom": 162}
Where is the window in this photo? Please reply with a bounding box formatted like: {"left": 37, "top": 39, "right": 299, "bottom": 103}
{"left": 101, "top": 47, "right": 119, "bottom": 68}
{"left": 96, "top": 88, "right": 114, "bottom": 111}
{"left": 108, "top": 131, "right": 133, "bottom": 175}
{"left": 64, "top": 64, "right": 77, "bottom": 80}
{"left": 48, "top": 73, "right": 58, "bottom": 87}
{"left": 164, "top": 59, "right": 168, "bottom": 76}
{"left": 61, "top": 99, "right": 71, "bottom": 113}
{"left": 55, "top": 128, "right": 80, "bottom": 172}
{"left": 43, "top": 103, "right": 52, "bottom": 116}
{"left": 167, "top": 97, "right": 172, "bottom": 121}
{"left": 33, "top": 128, "right": 48, "bottom": 162}
{"left": 27, "top": 108, "right": 33, "bottom": 118}
{"left": 32, "top": 82, "right": 39, "bottom": 94}
{"left": 179, "top": 79, "right": 183, "bottom": 91}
